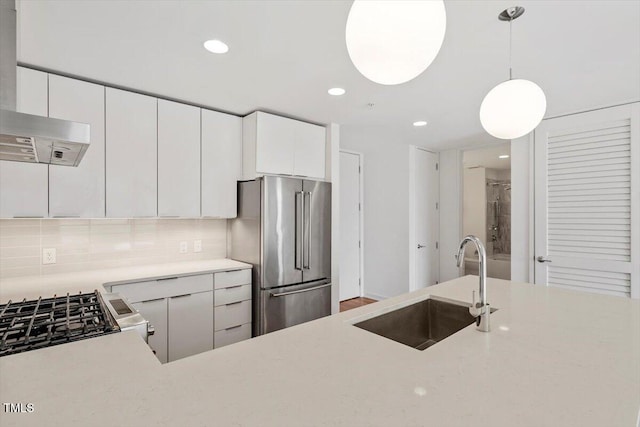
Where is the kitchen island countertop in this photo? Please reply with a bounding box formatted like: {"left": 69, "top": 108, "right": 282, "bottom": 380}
{"left": 1, "top": 275, "right": 639, "bottom": 427}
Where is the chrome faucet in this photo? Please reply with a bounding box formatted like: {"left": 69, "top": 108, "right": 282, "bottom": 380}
{"left": 455, "top": 235, "right": 490, "bottom": 332}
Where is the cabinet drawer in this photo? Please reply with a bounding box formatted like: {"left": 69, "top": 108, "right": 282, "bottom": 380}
{"left": 215, "top": 300, "right": 251, "bottom": 331}
{"left": 214, "top": 269, "right": 251, "bottom": 289}
{"left": 215, "top": 323, "right": 251, "bottom": 348}
{"left": 215, "top": 284, "right": 251, "bottom": 306}
{"left": 110, "top": 274, "right": 213, "bottom": 303}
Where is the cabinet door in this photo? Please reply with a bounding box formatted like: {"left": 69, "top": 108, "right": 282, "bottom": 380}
{"left": 132, "top": 299, "right": 168, "bottom": 363}
{"left": 255, "top": 112, "right": 295, "bottom": 175}
{"left": 293, "top": 121, "right": 326, "bottom": 179}
{"left": 201, "top": 109, "right": 242, "bottom": 218}
{"left": 158, "top": 100, "right": 200, "bottom": 217}
{"left": 168, "top": 291, "right": 214, "bottom": 362}
{"left": 105, "top": 88, "right": 157, "bottom": 217}
{"left": 48, "top": 75, "right": 105, "bottom": 217}
{"left": 0, "top": 68, "right": 48, "bottom": 218}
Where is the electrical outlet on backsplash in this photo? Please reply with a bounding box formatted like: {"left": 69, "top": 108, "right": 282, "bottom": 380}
{"left": 0, "top": 218, "right": 228, "bottom": 279}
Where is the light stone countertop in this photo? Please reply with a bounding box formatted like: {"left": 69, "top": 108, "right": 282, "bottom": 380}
{"left": 0, "top": 258, "right": 252, "bottom": 303}
{"left": 1, "top": 275, "right": 639, "bottom": 427}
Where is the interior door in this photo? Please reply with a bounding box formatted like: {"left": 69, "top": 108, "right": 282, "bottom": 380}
{"left": 339, "top": 151, "right": 361, "bottom": 300}
{"left": 414, "top": 149, "right": 440, "bottom": 289}
{"left": 302, "top": 179, "right": 331, "bottom": 284}
{"left": 262, "top": 176, "right": 303, "bottom": 288}
{"left": 534, "top": 103, "right": 639, "bottom": 298}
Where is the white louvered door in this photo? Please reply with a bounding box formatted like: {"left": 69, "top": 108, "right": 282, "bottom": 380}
{"left": 534, "top": 103, "right": 639, "bottom": 298}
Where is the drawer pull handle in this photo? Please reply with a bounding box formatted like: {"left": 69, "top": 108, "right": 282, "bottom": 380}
{"left": 142, "top": 298, "right": 165, "bottom": 303}
{"left": 225, "top": 301, "right": 242, "bottom": 306}
{"left": 157, "top": 277, "right": 179, "bottom": 281}
{"left": 225, "top": 325, "right": 242, "bottom": 331}
{"left": 225, "top": 285, "right": 243, "bottom": 290}
{"left": 172, "top": 293, "right": 191, "bottom": 299}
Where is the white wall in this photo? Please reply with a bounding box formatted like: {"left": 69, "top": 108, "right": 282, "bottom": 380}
{"left": 340, "top": 126, "right": 410, "bottom": 300}
{"left": 511, "top": 135, "right": 533, "bottom": 283}
{"left": 463, "top": 167, "right": 487, "bottom": 245}
{"left": 325, "top": 123, "right": 341, "bottom": 313}
{"left": 439, "top": 149, "right": 463, "bottom": 282}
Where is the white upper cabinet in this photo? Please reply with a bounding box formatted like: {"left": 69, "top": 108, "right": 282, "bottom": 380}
{"left": 0, "top": 68, "right": 49, "bottom": 218}
{"left": 201, "top": 109, "right": 242, "bottom": 218}
{"left": 105, "top": 88, "right": 158, "bottom": 217}
{"left": 48, "top": 75, "right": 105, "bottom": 218}
{"left": 157, "top": 100, "right": 200, "bottom": 217}
{"left": 243, "top": 111, "right": 326, "bottom": 180}
{"left": 293, "top": 119, "right": 326, "bottom": 178}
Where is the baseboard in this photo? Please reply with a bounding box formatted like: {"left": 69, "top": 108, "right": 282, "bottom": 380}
{"left": 363, "top": 292, "right": 388, "bottom": 301}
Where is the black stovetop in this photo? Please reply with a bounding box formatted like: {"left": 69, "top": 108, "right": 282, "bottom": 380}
{"left": 0, "top": 290, "right": 119, "bottom": 357}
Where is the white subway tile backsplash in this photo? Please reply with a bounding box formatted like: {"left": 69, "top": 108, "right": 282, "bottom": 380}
{"left": 0, "top": 218, "right": 227, "bottom": 278}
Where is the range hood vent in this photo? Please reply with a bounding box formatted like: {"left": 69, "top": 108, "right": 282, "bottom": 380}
{"left": 0, "top": 0, "right": 90, "bottom": 166}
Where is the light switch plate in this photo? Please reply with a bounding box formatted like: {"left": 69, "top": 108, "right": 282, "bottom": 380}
{"left": 194, "top": 240, "right": 202, "bottom": 253}
{"left": 179, "top": 241, "right": 188, "bottom": 254}
{"left": 43, "top": 248, "right": 56, "bottom": 265}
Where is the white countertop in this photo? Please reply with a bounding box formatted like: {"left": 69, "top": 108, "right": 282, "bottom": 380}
{"left": 1, "top": 275, "right": 639, "bottom": 427}
{"left": 0, "top": 259, "right": 251, "bottom": 303}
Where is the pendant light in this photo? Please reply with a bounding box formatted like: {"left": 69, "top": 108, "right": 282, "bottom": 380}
{"left": 345, "top": 0, "right": 446, "bottom": 85}
{"left": 480, "top": 7, "right": 546, "bottom": 140}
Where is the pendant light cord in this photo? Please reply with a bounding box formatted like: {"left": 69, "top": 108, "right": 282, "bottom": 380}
{"left": 509, "top": 19, "right": 513, "bottom": 80}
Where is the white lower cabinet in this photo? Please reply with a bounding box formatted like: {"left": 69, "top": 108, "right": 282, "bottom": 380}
{"left": 109, "top": 273, "right": 215, "bottom": 363}
{"left": 214, "top": 270, "right": 252, "bottom": 348}
{"left": 132, "top": 298, "right": 168, "bottom": 363}
{"left": 168, "top": 291, "right": 213, "bottom": 362}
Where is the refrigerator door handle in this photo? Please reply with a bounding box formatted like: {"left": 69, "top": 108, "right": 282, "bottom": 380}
{"left": 295, "top": 191, "right": 303, "bottom": 270}
{"left": 269, "top": 282, "right": 331, "bottom": 298}
{"left": 303, "top": 191, "right": 312, "bottom": 269}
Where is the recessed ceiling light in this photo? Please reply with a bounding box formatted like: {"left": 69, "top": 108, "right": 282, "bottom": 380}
{"left": 328, "top": 87, "right": 346, "bottom": 96}
{"left": 413, "top": 121, "right": 428, "bottom": 127}
{"left": 499, "top": 155, "right": 510, "bottom": 159}
{"left": 203, "top": 39, "right": 229, "bottom": 54}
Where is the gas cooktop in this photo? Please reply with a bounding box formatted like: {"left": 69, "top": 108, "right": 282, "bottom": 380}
{"left": 0, "top": 291, "right": 119, "bottom": 357}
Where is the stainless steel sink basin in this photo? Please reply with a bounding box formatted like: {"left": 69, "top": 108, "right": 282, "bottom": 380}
{"left": 354, "top": 297, "right": 484, "bottom": 350}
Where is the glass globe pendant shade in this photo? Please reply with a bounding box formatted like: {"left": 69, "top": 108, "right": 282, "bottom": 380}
{"left": 479, "top": 79, "right": 546, "bottom": 139}
{"left": 345, "top": 0, "right": 446, "bottom": 85}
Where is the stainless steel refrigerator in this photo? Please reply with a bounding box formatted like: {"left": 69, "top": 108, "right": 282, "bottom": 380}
{"left": 229, "top": 176, "right": 331, "bottom": 336}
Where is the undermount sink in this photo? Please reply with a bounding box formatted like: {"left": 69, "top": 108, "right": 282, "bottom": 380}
{"left": 354, "top": 297, "right": 485, "bottom": 351}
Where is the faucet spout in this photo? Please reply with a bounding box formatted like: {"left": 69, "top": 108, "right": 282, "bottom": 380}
{"left": 455, "top": 235, "right": 490, "bottom": 332}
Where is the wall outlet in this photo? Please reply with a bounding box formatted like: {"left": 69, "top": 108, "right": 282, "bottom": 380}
{"left": 43, "top": 248, "right": 56, "bottom": 265}
{"left": 193, "top": 240, "right": 202, "bottom": 253}
{"left": 179, "top": 241, "right": 188, "bottom": 254}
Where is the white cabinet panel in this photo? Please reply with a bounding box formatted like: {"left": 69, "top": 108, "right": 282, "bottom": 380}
{"left": 105, "top": 88, "right": 157, "bottom": 217}
{"left": 132, "top": 299, "right": 168, "bottom": 363}
{"left": 215, "top": 323, "right": 251, "bottom": 348}
{"left": 214, "top": 269, "right": 251, "bottom": 289}
{"left": 48, "top": 75, "right": 105, "bottom": 217}
{"left": 255, "top": 112, "right": 296, "bottom": 175}
{"left": 201, "top": 109, "right": 242, "bottom": 218}
{"left": 158, "top": 100, "right": 200, "bottom": 217}
{"left": 214, "top": 300, "right": 251, "bottom": 331}
{"left": 0, "top": 68, "right": 48, "bottom": 218}
{"left": 168, "top": 291, "right": 214, "bottom": 362}
{"left": 214, "top": 284, "right": 251, "bottom": 306}
{"left": 293, "top": 120, "right": 325, "bottom": 179}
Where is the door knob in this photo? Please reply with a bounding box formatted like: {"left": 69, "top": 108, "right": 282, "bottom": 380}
{"left": 417, "top": 244, "right": 426, "bottom": 249}
{"left": 536, "top": 256, "right": 552, "bottom": 263}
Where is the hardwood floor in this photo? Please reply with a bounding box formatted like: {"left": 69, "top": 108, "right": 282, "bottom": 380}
{"left": 340, "top": 297, "right": 377, "bottom": 312}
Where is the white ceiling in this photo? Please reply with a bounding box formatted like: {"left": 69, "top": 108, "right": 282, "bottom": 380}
{"left": 463, "top": 143, "right": 511, "bottom": 170}
{"left": 16, "top": 0, "right": 640, "bottom": 150}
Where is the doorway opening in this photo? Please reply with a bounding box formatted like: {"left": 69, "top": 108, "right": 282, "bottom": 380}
{"left": 462, "top": 143, "right": 511, "bottom": 280}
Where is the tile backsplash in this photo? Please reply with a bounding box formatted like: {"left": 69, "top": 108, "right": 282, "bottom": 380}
{"left": 0, "top": 219, "right": 227, "bottom": 279}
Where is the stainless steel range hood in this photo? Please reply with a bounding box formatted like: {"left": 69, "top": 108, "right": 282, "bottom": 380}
{"left": 0, "top": 0, "right": 90, "bottom": 166}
